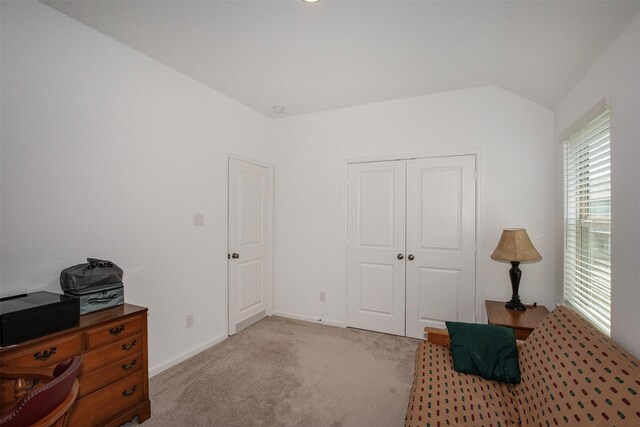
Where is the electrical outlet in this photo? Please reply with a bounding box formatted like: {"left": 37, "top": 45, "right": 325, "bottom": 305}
{"left": 186, "top": 314, "right": 194, "bottom": 328}
{"left": 193, "top": 213, "right": 205, "bottom": 226}
{"left": 319, "top": 291, "right": 326, "bottom": 302}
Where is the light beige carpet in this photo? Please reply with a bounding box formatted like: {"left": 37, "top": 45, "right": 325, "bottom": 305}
{"left": 145, "top": 316, "right": 418, "bottom": 427}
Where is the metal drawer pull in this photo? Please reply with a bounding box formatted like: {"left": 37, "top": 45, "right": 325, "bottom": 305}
{"left": 109, "top": 325, "right": 125, "bottom": 335}
{"left": 122, "top": 385, "right": 137, "bottom": 397}
{"left": 33, "top": 347, "right": 57, "bottom": 361}
{"left": 122, "top": 340, "right": 137, "bottom": 351}
{"left": 122, "top": 359, "right": 137, "bottom": 370}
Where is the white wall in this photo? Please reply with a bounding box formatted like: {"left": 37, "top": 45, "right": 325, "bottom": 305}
{"left": 0, "top": 1, "right": 272, "bottom": 374}
{"left": 271, "top": 86, "right": 556, "bottom": 327}
{"left": 555, "top": 14, "right": 640, "bottom": 358}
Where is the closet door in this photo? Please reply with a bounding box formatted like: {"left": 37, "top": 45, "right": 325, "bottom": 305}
{"left": 405, "top": 155, "right": 476, "bottom": 338}
{"left": 347, "top": 161, "right": 406, "bottom": 336}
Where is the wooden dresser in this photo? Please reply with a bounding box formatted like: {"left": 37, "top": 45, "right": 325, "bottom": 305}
{"left": 0, "top": 304, "right": 151, "bottom": 426}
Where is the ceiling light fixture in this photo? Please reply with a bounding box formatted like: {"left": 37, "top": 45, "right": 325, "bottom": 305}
{"left": 302, "top": 0, "right": 321, "bottom": 3}
{"left": 273, "top": 105, "right": 285, "bottom": 114}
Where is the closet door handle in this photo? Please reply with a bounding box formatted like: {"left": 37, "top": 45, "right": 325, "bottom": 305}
{"left": 408, "top": 254, "right": 415, "bottom": 261}
{"left": 232, "top": 253, "right": 240, "bottom": 259}
{"left": 397, "top": 253, "right": 404, "bottom": 260}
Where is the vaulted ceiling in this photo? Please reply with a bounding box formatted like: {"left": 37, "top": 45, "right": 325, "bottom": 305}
{"left": 43, "top": 0, "right": 640, "bottom": 118}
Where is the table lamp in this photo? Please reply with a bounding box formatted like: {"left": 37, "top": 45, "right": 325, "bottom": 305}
{"left": 491, "top": 228, "right": 541, "bottom": 311}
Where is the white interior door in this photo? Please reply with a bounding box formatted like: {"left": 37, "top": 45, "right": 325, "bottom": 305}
{"left": 347, "top": 161, "right": 406, "bottom": 336}
{"left": 405, "top": 155, "right": 476, "bottom": 338}
{"left": 228, "top": 158, "right": 270, "bottom": 335}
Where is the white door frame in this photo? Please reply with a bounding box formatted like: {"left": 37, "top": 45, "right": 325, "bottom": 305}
{"left": 226, "top": 153, "right": 274, "bottom": 336}
{"left": 344, "top": 150, "right": 482, "bottom": 328}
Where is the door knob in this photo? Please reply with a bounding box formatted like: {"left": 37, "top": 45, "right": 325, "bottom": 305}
{"left": 408, "top": 254, "right": 415, "bottom": 261}
{"left": 232, "top": 253, "right": 240, "bottom": 259}
{"left": 397, "top": 253, "right": 404, "bottom": 260}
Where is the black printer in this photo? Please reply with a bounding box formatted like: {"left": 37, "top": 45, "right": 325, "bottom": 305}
{"left": 0, "top": 291, "right": 79, "bottom": 347}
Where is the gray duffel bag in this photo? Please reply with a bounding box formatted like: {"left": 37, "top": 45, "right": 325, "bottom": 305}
{"left": 60, "top": 258, "right": 123, "bottom": 292}
{"left": 64, "top": 282, "right": 124, "bottom": 315}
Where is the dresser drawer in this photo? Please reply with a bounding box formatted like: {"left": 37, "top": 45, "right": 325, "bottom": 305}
{"left": 85, "top": 315, "right": 142, "bottom": 350}
{"left": 68, "top": 370, "right": 144, "bottom": 427}
{"left": 77, "top": 352, "right": 142, "bottom": 398}
{"left": 80, "top": 333, "right": 142, "bottom": 375}
{"left": 0, "top": 334, "right": 82, "bottom": 368}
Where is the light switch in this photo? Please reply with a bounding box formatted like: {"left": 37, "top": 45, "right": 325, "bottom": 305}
{"left": 193, "top": 213, "right": 205, "bottom": 226}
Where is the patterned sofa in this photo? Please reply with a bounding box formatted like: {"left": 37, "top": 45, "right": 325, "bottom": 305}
{"left": 405, "top": 306, "right": 640, "bottom": 426}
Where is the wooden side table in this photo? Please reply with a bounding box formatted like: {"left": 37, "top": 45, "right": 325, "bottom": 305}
{"left": 485, "top": 300, "right": 550, "bottom": 340}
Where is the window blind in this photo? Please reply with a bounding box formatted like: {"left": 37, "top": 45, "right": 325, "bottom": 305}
{"left": 563, "top": 108, "right": 611, "bottom": 335}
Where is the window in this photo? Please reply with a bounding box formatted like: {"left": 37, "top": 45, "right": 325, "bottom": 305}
{"left": 563, "top": 105, "right": 611, "bottom": 335}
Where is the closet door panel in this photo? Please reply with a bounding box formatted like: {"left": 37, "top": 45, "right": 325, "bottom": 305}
{"left": 417, "top": 267, "right": 461, "bottom": 323}
{"left": 347, "top": 161, "right": 406, "bottom": 336}
{"left": 405, "top": 155, "right": 476, "bottom": 338}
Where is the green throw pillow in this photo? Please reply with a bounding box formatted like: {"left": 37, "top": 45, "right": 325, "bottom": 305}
{"left": 445, "top": 321, "right": 521, "bottom": 384}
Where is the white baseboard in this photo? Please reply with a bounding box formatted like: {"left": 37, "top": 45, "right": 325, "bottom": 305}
{"left": 271, "top": 310, "right": 346, "bottom": 328}
{"left": 148, "top": 332, "right": 227, "bottom": 378}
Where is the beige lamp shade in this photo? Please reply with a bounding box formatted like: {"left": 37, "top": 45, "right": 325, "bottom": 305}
{"left": 491, "top": 228, "right": 542, "bottom": 263}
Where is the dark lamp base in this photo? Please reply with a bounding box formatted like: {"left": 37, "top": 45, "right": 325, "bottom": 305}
{"left": 505, "top": 261, "right": 527, "bottom": 311}
{"left": 505, "top": 296, "right": 526, "bottom": 311}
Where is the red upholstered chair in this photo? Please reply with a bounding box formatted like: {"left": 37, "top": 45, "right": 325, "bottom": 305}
{"left": 0, "top": 355, "right": 81, "bottom": 427}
